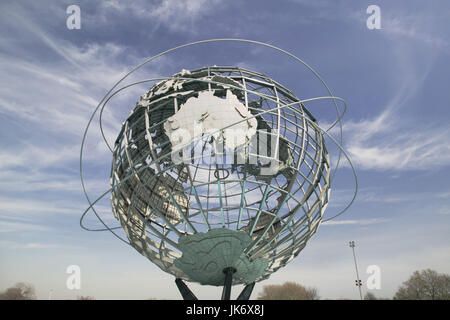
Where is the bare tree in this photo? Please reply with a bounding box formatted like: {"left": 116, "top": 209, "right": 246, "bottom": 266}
{"left": 0, "top": 282, "right": 36, "bottom": 300}
{"left": 77, "top": 295, "right": 95, "bottom": 300}
{"left": 257, "top": 281, "right": 320, "bottom": 300}
{"left": 364, "top": 292, "right": 377, "bottom": 300}
{"left": 364, "top": 292, "right": 391, "bottom": 300}
{"left": 394, "top": 269, "right": 450, "bottom": 300}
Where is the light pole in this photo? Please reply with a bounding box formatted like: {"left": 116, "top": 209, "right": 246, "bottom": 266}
{"left": 349, "top": 241, "right": 363, "bottom": 300}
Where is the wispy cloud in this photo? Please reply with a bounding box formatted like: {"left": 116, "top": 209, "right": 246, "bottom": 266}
{"left": 0, "top": 220, "right": 50, "bottom": 233}
{"left": 0, "top": 240, "right": 64, "bottom": 249}
{"left": 0, "top": 170, "right": 106, "bottom": 194}
{"left": 346, "top": 125, "right": 450, "bottom": 171}
{"left": 331, "top": 34, "right": 450, "bottom": 172}
{"left": 437, "top": 191, "right": 450, "bottom": 199}
{"left": 321, "top": 218, "right": 390, "bottom": 226}
{"left": 436, "top": 206, "right": 450, "bottom": 215}
{"left": 101, "top": 0, "right": 223, "bottom": 34}
{"left": 0, "top": 197, "right": 81, "bottom": 217}
{"left": 347, "top": 3, "right": 450, "bottom": 53}
{"left": 382, "top": 14, "right": 449, "bottom": 52}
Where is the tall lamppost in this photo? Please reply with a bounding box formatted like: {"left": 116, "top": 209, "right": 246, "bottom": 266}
{"left": 349, "top": 241, "right": 363, "bottom": 300}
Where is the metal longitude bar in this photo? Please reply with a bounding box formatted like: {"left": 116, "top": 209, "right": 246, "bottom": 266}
{"left": 237, "top": 180, "right": 246, "bottom": 229}
{"left": 217, "top": 180, "right": 225, "bottom": 228}
{"left": 249, "top": 185, "right": 271, "bottom": 236}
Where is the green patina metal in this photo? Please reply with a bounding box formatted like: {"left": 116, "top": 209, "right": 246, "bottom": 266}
{"left": 174, "top": 228, "right": 268, "bottom": 286}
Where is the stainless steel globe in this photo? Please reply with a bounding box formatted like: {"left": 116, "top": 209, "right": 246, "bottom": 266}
{"left": 110, "top": 66, "right": 331, "bottom": 286}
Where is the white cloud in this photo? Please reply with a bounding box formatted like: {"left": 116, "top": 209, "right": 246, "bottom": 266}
{"left": 0, "top": 170, "right": 107, "bottom": 195}
{"left": 0, "top": 143, "right": 80, "bottom": 170}
{"left": 382, "top": 15, "right": 449, "bottom": 51}
{"left": 102, "top": 0, "right": 223, "bottom": 34}
{"left": 437, "top": 191, "right": 450, "bottom": 199}
{"left": 321, "top": 218, "right": 390, "bottom": 226}
{"left": 0, "top": 10, "right": 154, "bottom": 241}
{"left": 0, "top": 240, "right": 63, "bottom": 249}
{"left": 349, "top": 138, "right": 448, "bottom": 171}
{"left": 347, "top": 4, "right": 449, "bottom": 53}
{"left": 0, "top": 12, "right": 148, "bottom": 210}
{"left": 436, "top": 206, "right": 450, "bottom": 215}
{"left": 329, "top": 31, "right": 450, "bottom": 172}
{"left": 0, "top": 221, "right": 50, "bottom": 233}
{"left": 342, "top": 117, "right": 450, "bottom": 171}
{"left": 329, "top": 186, "right": 450, "bottom": 212}
{"left": 330, "top": 6, "right": 450, "bottom": 173}
{"left": 0, "top": 197, "right": 80, "bottom": 217}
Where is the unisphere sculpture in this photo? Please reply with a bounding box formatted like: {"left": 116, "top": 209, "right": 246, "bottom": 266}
{"left": 80, "top": 40, "right": 357, "bottom": 300}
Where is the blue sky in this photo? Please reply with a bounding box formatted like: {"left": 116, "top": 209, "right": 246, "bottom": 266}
{"left": 0, "top": 0, "right": 449, "bottom": 300}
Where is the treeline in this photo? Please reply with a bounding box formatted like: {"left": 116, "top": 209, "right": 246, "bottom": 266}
{"left": 1, "top": 269, "right": 448, "bottom": 300}
{"left": 257, "top": 269, "right": 450, "bottom": 300}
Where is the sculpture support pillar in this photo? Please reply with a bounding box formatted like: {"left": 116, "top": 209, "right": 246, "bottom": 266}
{"left": 175, "top": 278, "right": 198, "bottom": 300}
{"left": 175, "top": 274, "right": 255, "bottom": 300}
{"left": 221, "top": 267, "right": 236, "bottom": 300}
{"left": 237, "top": 282, "right": 255, "bottom": 300}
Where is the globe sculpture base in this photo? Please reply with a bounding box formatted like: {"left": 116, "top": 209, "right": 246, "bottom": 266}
{"left": 175, "top": 273, "right": 256, "bottom": 300}
{"left": 173, "top": 229, "right": 263, "bottom": 299}
{"left": 174, "top": 229, "right": 269, "bottom": 286}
